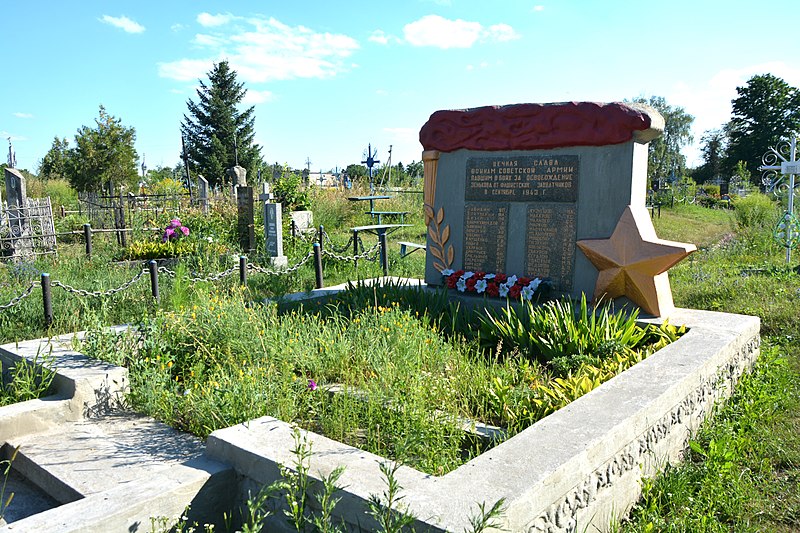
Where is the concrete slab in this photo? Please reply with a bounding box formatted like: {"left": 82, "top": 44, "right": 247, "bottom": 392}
{"left": 206, "top": 307, "right": 760, "bottom": 532}
{"left": 0, "top": 333, "right": 236, "bottom": 532}
{"left": 6, "top": 412, "right": 205, "bottom": 498}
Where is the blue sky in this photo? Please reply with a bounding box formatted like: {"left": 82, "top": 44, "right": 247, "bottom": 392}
{"left": 3, "top": 1, "right": 799, "bottom": 176}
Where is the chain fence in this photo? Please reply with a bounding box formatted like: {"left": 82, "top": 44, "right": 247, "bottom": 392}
{"left": 0, "top": 281, "right": 37, "bottom": 310}
{"left": 156, "top": 265, "right": 240, "bottom": 284}
{"left": 322, "top": 229, "right": 356, "bottom": 254}
{"left": 0, "top": 234, "right": 391, "bottom": 320}
{"left": 321, "top": 241, "right": 380, "bottom": 262}
{"left": 52, "top": 269, "right": 148, "bottom": 298}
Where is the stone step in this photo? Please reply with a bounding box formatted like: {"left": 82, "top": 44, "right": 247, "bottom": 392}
{"left": 5, "top": 412, "right": 206, "bottom": 499}
{"left": 0, "top": 411, "right": 237, "bottom": 531}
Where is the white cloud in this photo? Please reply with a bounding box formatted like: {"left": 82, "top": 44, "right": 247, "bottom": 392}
{"left": 197, "top": 12, "right": 236, "bottom": 27}
{"left": 369, "top": 30, "right": 390, "bottom": 45}
{"left": 242, "top": 90, "right": 274, "bottom": 105}
{"left": 194, "top": 33, "right": 226, "bottom": 47}
{"left": 171, "top": 23, "right": 185, "bottom": 32}
{"left": 403, "top": 15, "right": 518, "bottom": 49}
{"left": 668, "top": 61, "right": 800, "bottom": 166}
{"left": 1, "top": 132, "right": 26, "bottom": 142}
{"left": 159, "top": 59, "right": 214, "bottom": 82}
{"left": 100, "top": 15, "right": 145, "bottom": 34}
{"left": 532, "top": 5, "right": 545, "bottom": 12}
{"left": 159, "top": 16, "right": 359, "bottom": 83}
{"left": 487, "top": 24, "right": 519, "bottom": 42}
{"left": 404, "top": 15, "right": 482, "bottom": 48}
{"left": 13, "top": 112, "right": 33, "bottom": 119}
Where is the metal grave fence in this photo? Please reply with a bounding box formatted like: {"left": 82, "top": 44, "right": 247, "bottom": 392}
{"left": 0, "top": 197, "right": 57, "bottom": 260}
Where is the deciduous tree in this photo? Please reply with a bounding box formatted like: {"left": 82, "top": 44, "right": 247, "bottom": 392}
{"left": 726, "top": 74, "right": 800, "bottom": 181}
{"left": 694, "top": 128, "right": 728, "bottom": 183}
{"left": 65, "top": 106, "right": 138, "bottom": 193}
{"left": 628, "top": 96, "right": 694, "bottom": 181}
{"left": 38, "top": 137, "right": 70, "bottom": 180}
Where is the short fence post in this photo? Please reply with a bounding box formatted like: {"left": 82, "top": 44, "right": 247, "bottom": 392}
{"left": 83, "top": 223, "right": 92, "bottom": 258}
{"left": 313, "top": 243, "right": 324, "bottom": 289}
{"left": 291, "top": 219, "right": 297, "bottom": 240}
{"left": 60, "top": 205, "right": 65, "bottom": 218}
{"left": 318, "top": 225, "right": 324, "bottom": 251}
{"left": 148, "top": 260, "right": 159, "bottom": 302}
{"left": 379, "top": 232, "right": 389, "bottom": 276}
{"left": 239, "top": 255, "right": 247, "bottom": 286}
{"left": 118, "top": 205, "right": 127, "bottom": 248}
{"left": 41, "top": 273, "right": 52, "bottom": 329}
{"left": 353, "top": 229, "right": 359, "bottom": 269}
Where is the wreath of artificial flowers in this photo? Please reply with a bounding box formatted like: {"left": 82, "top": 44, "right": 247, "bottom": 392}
{"left": 440, "top": 269, "right": 552, "bottom": 300}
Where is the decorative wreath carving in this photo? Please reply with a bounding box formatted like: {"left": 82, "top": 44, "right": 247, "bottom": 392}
{"left": 424, "top": 204, "right": 454, "bottom": 272}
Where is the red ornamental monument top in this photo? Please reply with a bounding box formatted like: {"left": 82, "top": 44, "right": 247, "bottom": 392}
{"left": 419, "top": 101, "right": 664, "bottom": 153}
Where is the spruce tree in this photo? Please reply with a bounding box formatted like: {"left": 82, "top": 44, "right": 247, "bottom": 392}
{"left": 181, "top": 60, "right": 262, "bottom": 187}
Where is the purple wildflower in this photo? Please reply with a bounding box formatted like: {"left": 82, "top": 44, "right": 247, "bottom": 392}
{"left": 308, "top": 379, "right": 317, "bottom": 391}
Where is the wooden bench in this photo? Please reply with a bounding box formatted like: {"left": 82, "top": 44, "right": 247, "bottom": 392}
{"left": 398, "top": 241, "right": 426, "bottom": 257}
{"left": 365, "top": 211, "right": 410, "bottom": 224}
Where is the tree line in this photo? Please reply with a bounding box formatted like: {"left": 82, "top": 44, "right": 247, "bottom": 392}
{"left": 32, "top": 64, "right": 800, "bottom": 193}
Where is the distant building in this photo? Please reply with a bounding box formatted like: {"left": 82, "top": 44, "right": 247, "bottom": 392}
{"left": 310, "top": 171, "right": 339, "bottom": 188}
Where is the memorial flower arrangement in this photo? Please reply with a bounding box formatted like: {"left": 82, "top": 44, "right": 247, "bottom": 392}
{"left": 440, "top": 269, "right": 553, "bottom": 300}
{"left": 162, "top": 218, "right": 190, "bottom": 242}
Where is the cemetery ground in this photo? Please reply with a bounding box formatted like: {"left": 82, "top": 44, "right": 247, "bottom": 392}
{"left": 621, "top": 200, "right": 800, "bottom": 532}
{"left": 0, "top": 191, "right": 798, "bottom": 531}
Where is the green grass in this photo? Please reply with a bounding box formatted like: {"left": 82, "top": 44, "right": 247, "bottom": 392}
{"left": 4, "top": 190, "right": 797, "bottom": 529}
{"left": 81, "top": 282, "right": 671, "bottom": 476}
{"left": 652, "top": 203, "right": 735, "bottom": 249}
{"left": 0, "top": 190, "right": 428, "bottom": 345}
{"left": 619, "top": 199, "right": 800, "bottom": 532}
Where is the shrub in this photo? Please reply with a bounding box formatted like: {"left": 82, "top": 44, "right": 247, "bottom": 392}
{"left": 732, "top": 192, "right": 778, "bottom": 231}
{"left": 273, "top": 168, "right": 311, "bottom": 211}
{"left": 701, "top": 184, "right": 721, "bottom": 197}
{"left": 147, "top": 177, "right": 187, "bottom": 197}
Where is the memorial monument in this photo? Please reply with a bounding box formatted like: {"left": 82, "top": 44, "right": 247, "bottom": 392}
{"left": 420, "top": 101, "right": 695, "bottom": 317}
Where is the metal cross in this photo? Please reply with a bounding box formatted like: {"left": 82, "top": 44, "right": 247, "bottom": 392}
{"left": 7, "top": 137, "right": 16, "bottom": 168}
{"left": 361, "top": 144, "right": 379, "bottom": 194}
{"left": 759, "top": 135, "right": 800, "bottom": 263}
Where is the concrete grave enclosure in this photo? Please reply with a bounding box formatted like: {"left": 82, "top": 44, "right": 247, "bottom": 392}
{"left": 0, "top": 102, "right": 760, "bottom": 531}
{"left": 0, "top": 294, "right": 760, "bottom": 532}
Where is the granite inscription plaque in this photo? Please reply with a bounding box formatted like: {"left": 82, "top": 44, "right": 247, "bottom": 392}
{"left": 525, "top": 203, "right": 576, "bottom": 290}
{"left": 466, "top": 155, "right": 578, "bottom": 202}
{"left": 463, "top": 203, "right": 508, "bottom": 273}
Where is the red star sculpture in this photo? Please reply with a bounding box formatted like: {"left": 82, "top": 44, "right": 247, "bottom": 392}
{"left": 576, "top": 205, "right": 696, "bottom": 317}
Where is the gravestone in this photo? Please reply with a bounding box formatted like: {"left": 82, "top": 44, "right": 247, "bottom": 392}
{"left": 198, "top": 175, "right": 209, "bottom": 215}
{"left": 260, "top": 184, "right": 287, "bottom": 267}
{"left": 419, "top": 101, "right": 695, "bottom": 317}
{"left": 236, "top": 186, "right": 255, "bottom": 253}
{"left": 227, "top": 165, "right": 247, "bottom": 187}
{"left": 3, "top": 167, "right": 33, "bottom": 258}
{"left": 5, "top": 167, "right": 27, "bottom": 207}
